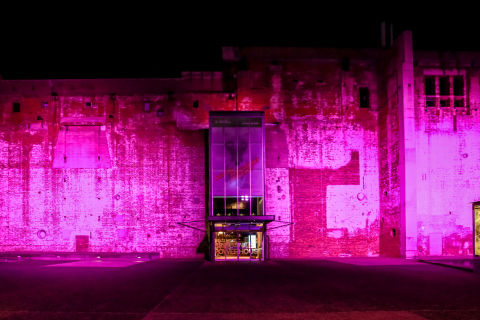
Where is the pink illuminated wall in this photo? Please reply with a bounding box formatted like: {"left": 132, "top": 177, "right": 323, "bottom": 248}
{"left": 1, "top": 38, "right": 479, "bottom": 258}
{"left": 237, "top": 49, "right": 381, "bottom": 258}
{"left": 412, "top": 55, "right": 480, "bottom": 257}
{"left": 379, "top": 36, "right": 480, "bottom": 258}
{"left": 0, "top": 51, "right": 382, "bottom": 258}
{"left": 0, "top": 92, "right": 212, "bottom": 256}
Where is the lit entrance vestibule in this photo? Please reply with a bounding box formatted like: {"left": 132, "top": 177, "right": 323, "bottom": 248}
{"left": 208, "top": 111, "right": 274, "bottom": 261}
{"left": 214, "top": 229, "right": 263, "bottom": 261}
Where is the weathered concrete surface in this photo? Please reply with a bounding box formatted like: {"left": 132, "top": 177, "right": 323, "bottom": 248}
{"left": 0, "top": 92, "right": 209, "bottom": 256}
{"left": 1, "top": 40, "right": 480, "bottom": 259}
{"left": 412, "top": 52, "right": 480, "bottom": 257}
{"left": 242, "top": 49, "right": 381, "bottom": 258}
{"left": 0, "top": 49, "right": 382, "bottom": 258}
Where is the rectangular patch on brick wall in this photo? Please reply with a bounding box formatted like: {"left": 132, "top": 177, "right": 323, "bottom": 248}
{"left": 266, "top": 126, "right": 288, "bottom": 168}
{"left": 75, "top": 235, "right": 89, "bottom": 252}
{"left": 289, "top": 151, "right": 363, "bottom": 257}
{"left": 429, "top": 233, "right": 443, "bottom": 256}
{"left": 53, "top": 125, "right": 111, "bottom": 168}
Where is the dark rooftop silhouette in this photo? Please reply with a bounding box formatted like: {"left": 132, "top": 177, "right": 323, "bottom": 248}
{"left": 1, "top": 17, "right": 477, "bottom": 79}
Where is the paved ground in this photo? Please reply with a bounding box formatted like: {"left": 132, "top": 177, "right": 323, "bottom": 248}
{"left": 0, "top": 258, "right": 479, "bottom": 319}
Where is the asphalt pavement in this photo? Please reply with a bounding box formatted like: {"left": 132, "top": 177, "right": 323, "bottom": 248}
{"left": 0, "top": 257, "right": 479, "bottom": 319}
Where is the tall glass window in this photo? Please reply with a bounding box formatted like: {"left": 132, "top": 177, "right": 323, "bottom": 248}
{"left": 210, "top": 112, "right": 264, "bottom": 217}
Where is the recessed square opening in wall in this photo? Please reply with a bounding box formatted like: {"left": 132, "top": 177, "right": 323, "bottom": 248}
{"left": 12, "top": 102, "right": 20, "bottom": 113}
{"left": 359, "top": 87, "right": 370, "bottom": 108}
{"left": 53, "top": 125, "right": 111, "bottom": 168}
{"left": 341, "top": 58, "right": 350, "bottom": 71}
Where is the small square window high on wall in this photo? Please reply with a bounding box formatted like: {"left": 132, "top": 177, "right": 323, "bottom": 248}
{"left": 359, "top": 87, "right": 370, "bottom": 108}
{"left": 424, "top": 74, "right": 466, "bottom": 108}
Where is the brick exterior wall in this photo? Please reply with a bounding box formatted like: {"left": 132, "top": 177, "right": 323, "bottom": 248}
{"left": 378, "top": 49, "right": 403, "bottom": 257}
{"left": 0, "top": 93, "right": 210, "bottom": 256}
{"left": 413, "top": 52, "right": 480, "bottom": 257}
{"left": 238, "top": 49, "right": 381, "bottom": 258}
{"left": 1, "top": 36, "right": 479, "bottom": 258}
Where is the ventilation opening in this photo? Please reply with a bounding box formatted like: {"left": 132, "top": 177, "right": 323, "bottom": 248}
{"left": 341, "top": 58, "right": 350, "bottom": 71}
{"left": 12, "top": 102, "right": 20, "bottom": 113}
{"left": 359, "top": 88, "right": 370, "bottom": 108}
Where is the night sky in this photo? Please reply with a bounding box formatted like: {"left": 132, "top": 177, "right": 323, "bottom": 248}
{"left": 1, "top": 12, "right": 477, "bottom": 79}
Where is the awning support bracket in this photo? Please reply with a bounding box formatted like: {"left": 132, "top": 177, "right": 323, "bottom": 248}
{"left": 177, "top": 220, "right": 206, "bottom": 232}
{"left": 267, "top": 221, "right": 294, "bottom": 230}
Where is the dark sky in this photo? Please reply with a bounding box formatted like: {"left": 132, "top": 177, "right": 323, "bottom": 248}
{"left": 1, "top": 12, "right": 478, "bottom": 79}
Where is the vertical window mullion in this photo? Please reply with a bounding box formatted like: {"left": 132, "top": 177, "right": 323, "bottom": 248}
{"left": 223, "top": 129, "right": 226, "bottom": 217}
{"left": 236, "top": 127, "right": 239, "bottom": 217}
{"left": 249, "top": 127, "right": 252, "bottom": 216}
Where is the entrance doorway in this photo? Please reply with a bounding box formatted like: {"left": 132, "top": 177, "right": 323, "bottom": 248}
{"left": 208, "top": 112, "right": 274, "bottom": 261}
{"left": 214, "top": 231, "right": 263, "bottom": 261}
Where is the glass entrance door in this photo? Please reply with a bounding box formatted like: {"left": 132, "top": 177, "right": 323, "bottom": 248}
{"left": 214, "top": 231, "right": 262, "bottom": 261}
{"left": 225, "top": 232, "right": 238, "bottom": 260}
{"left": 238, "top": 232, "right": 251, "bottom": 260}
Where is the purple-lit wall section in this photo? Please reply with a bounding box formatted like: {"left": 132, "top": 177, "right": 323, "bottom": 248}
{"left": 1, "top": 32, "right": 480, "bottom": 258}
{"left": 378, "top": 34, "right": 480, "bottom": 257}
{"left": 238, "top": 48, "right": 381, "bottom": 257}
{"left": 413, "top": 62, "right": 480, "bottom": 257}
{"left": 0, "top": 94, "right": 211, "bottom": 256}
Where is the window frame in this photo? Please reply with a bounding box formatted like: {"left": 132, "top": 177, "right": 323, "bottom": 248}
{"left": 423, "top": 70, "right": 467, "bottom": 109}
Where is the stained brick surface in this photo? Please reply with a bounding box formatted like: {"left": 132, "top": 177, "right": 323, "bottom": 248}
{"left": 0, "top": 92, "right": 208, "bottom": 256}
{"left": 1, "top": 40, "right": 480, "bottom": 258}
{"left": 412, "top": 52, "right": 480, "bottom": 257}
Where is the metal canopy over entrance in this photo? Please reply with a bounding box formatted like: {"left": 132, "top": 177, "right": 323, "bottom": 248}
{"left": 208, "top": 111, "right": 273, "bottom": 261}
